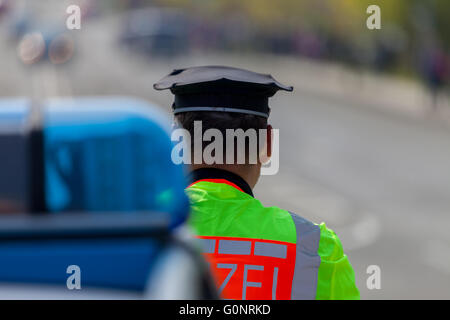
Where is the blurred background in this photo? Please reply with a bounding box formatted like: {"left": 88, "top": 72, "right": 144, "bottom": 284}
{"left": 0, "top": 0, "right": 449, "bottom": 299}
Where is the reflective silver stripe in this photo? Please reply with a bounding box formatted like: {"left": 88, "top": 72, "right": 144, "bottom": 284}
{"left": 173, "top": 107, "right": 269, "bottom": 118}
{"left": 199, "top": 239, "right": 216, "bottom": 254}
{"left": 272, "top": 267, "right": 279, "bottom": 300}
{"left": 289, "top": 212, "right": 321, "bottom": 300}
{"left": 243, "top": 265, "right": 263, "bottom": 300}
{"left": 217, "top": 263, "right": 237, "bottom": 294}
{"left": 218, "top": 240, "right": 251, "bottom": 255}
{"left": 254, "top": 242, "right": 287, "bottom": 259}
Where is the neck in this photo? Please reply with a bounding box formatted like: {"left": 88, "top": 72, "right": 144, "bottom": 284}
{"left": 190, "top": 164, "right": 260, "bottom": 189}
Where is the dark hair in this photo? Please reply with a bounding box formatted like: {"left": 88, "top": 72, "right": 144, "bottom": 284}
{"left": 174, "top": 111, "right": 268, "bottom": 165}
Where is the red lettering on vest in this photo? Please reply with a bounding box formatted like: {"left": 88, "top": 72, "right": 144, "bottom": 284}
{"left": 197, "top": 235, "right": 296, "bottom": 300}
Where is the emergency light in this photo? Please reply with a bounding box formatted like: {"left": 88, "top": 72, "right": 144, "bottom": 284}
{"left": 0, "top": 97, "right": 189, "bottom": 228}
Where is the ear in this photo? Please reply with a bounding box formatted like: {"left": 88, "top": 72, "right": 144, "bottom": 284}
{"left": 258, "top": 124, "right": 272, "bottom": 164}
{"left": 266, "top": 124, "right": 273, "bottom": 159}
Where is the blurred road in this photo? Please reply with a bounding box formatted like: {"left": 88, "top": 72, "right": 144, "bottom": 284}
{"left": 1, "top": 1, "right": 450, "bottom": 299}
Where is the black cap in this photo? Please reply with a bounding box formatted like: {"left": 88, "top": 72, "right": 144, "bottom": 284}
{"left": 153, "top": 65, "right": 293, "bottom": 118}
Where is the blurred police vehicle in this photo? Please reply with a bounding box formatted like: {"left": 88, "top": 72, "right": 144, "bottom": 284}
{"left": 0, "top": 97, "right": 217, "bottom": 299}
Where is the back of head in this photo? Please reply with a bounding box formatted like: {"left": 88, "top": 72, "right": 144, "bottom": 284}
{"left": 174, "top": 110, "right": 268, "bottom": 167}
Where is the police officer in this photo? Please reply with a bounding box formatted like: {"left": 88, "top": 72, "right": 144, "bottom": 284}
{"left": 154, "top": 66, "right": 360, "bottom": 300}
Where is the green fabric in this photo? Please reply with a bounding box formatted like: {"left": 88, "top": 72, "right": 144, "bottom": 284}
{"left": 186, "top": 181, "right": 360, "bottom": 300}
{"left": 186, "top": 181, "right": 296, "bottom": 243}
{"left": 316, "top": 223, "right": 360, "bottom": 300}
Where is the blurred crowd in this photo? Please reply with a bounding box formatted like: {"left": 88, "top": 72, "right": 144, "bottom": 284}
{"left": 119, "top": 0, "right": 449, "bottom": 93}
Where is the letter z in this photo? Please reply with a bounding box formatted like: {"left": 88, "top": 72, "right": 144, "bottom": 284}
{"left": 217, "top": 263, "right": 237, "bottom": 294}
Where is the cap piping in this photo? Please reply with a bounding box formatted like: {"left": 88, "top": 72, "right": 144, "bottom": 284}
{"left": 172, "top": 106, "right": 270, "bottom": 118}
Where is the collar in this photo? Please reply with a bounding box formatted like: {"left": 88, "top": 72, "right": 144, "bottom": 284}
{"left": 187, "top": 168, "right": 254, "bottom": 198}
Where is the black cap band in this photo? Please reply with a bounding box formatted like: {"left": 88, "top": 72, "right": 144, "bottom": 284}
{"left": 173, "top": 106, "right": 270, "bottom": 118}
{"left": 173, "top": 92, "right": 270, "bottom": 117}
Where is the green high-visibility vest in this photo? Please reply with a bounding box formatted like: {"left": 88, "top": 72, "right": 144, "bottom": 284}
{"left": 187, "top": 180, "right": 360, "bottom": 300}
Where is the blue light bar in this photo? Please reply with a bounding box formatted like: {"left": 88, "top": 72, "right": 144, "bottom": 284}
{"left": 43, "top": 97, "right": 188, "bottom": 228}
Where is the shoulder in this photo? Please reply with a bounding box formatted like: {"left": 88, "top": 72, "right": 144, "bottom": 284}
{"left": 314, "top": 223, "right": 360, "bottom": 299}
{"left": 316, "top": 223, "right": 345, "bottom": 262}
{"left": 283, "top": 212, "right": 359, "bottom": 299}
{"left": 287, "top": 213, "right": 353, "bottom": 269}
{"left": 287, "top": 213, "right": 345, "bottom": 261}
